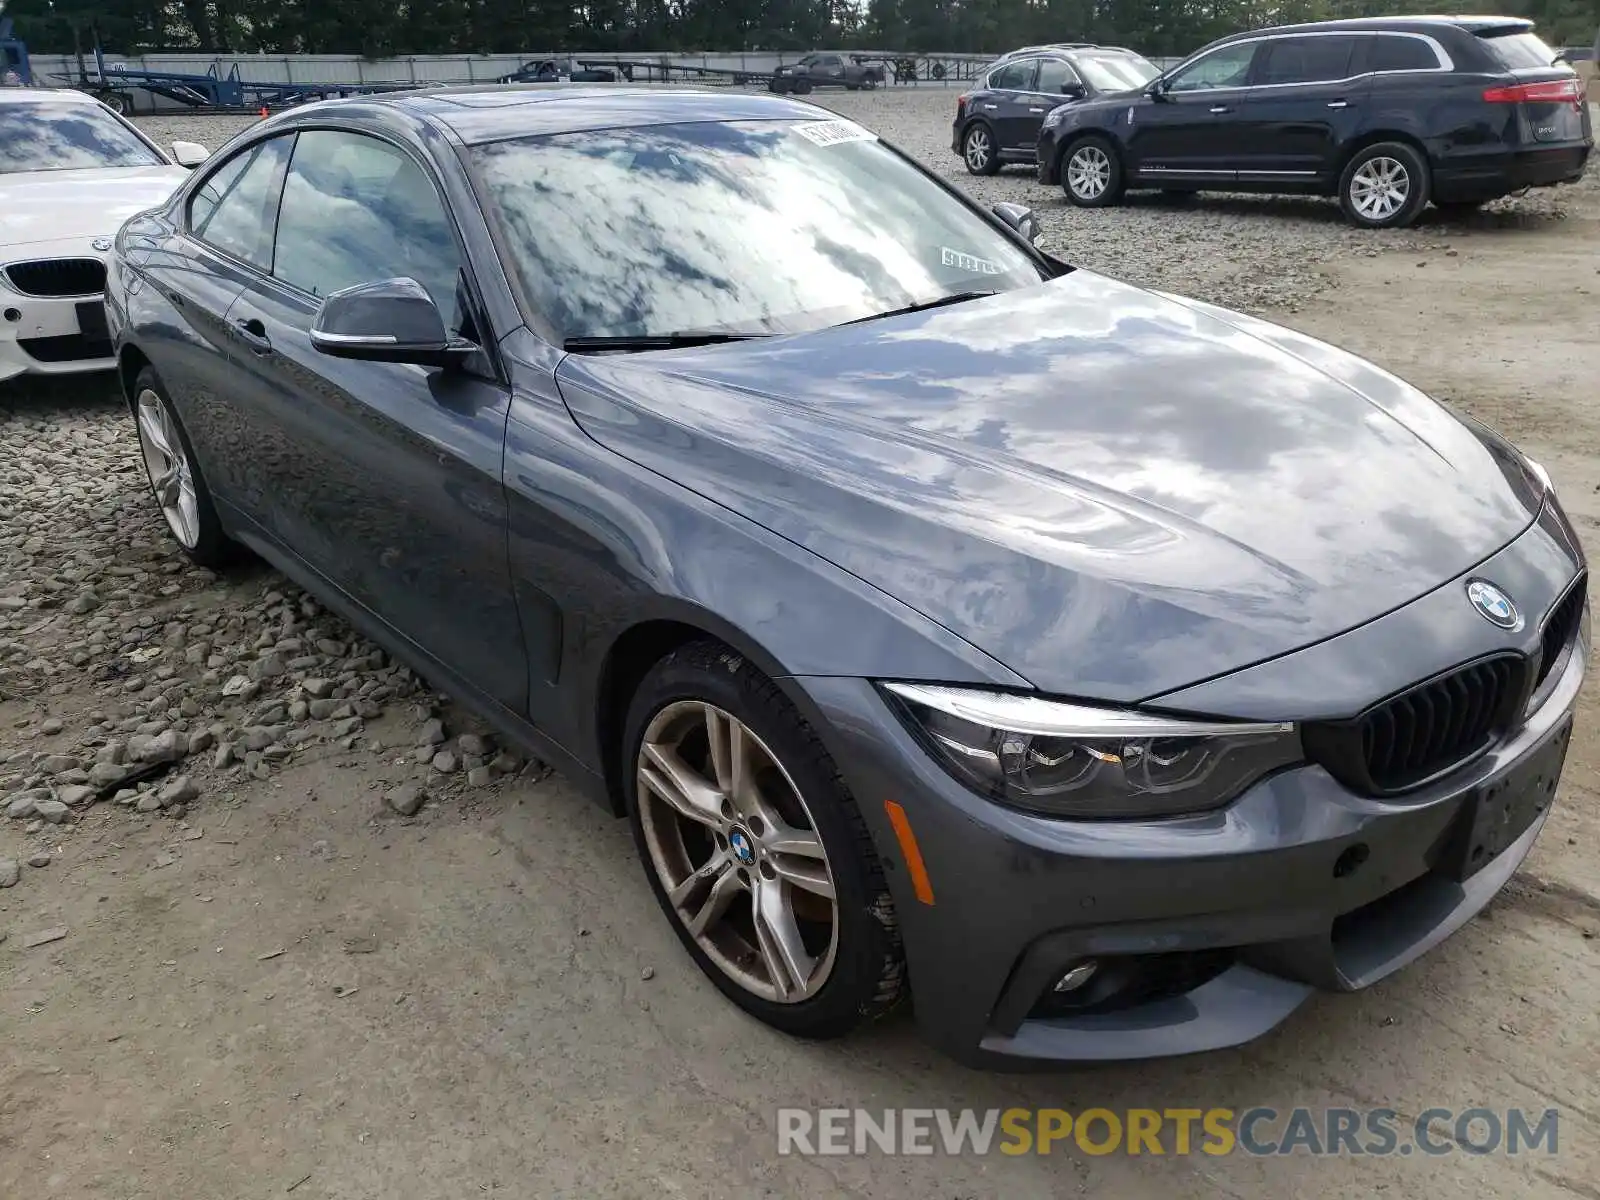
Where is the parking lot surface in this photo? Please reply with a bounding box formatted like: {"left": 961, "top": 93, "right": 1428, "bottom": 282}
{"left": 2, "top": 88, "right": 1598, "bottom": 1199}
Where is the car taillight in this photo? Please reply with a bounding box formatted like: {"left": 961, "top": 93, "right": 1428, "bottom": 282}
{"left": 1483, "top": 78, "right": 1583, "bottom": 109}
{"left": 957, "top": 93, "right": 970, "bottom": 118}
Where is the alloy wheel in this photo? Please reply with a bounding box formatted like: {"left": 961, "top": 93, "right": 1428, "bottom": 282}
{"left": 1068, "top": 145, "right": 1111, "bottom": 200}
{"left": 964, "top": 127, "right": 991, "bottom": 172}
{"left": 135, "top": 389, "right": 200, "bottom": 549}
{"left": 1349, "top": 156, "right": 1410, "bottom": 222}
{"left": 636, "top": 700, "right": 839, "bottom": 1003}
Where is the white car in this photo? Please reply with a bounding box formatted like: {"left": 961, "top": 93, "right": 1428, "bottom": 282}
{"left": 1, "top": 88, "right": 207, "bottom": 382}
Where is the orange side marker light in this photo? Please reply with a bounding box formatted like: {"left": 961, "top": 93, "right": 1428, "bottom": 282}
{"left": 883, "top": 799, "right": 935, "bottom": 906}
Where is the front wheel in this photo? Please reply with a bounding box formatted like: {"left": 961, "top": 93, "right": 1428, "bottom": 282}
{"left": 132, "top": 367, "right": 235, "bottom": 567}
{"left": 1061, "top": 136, "right": 1125, "bottom": 207}
{"left": 962, "top": 122, "right": 999, "bottom": 176}
{"left": 625, "top": 640, "right": 905, "bottom": 1038}
{"left": 1339, "top": 142, "right": 1430, "bottom": 229}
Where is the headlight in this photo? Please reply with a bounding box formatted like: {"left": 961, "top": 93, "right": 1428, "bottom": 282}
{"left": 882, "top": 683, "right": 1302, "bottom": 819}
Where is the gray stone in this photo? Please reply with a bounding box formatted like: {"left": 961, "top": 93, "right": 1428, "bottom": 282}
{"left": 34, "top": 799, "right": 69, "bottom": 823}
{"left": 96, "top": 740, "right": 127, "bottom": 765}
{"left": 6, "top": 793, "right": 39, "bottom": 820}
{"left": 491, "top": 751, "right": 521, "bottom": 775}
{"left": 56, "top": 784, "right": 96, "bottom": 807}
{"left": 253, "top": 653, "right": 286, "bottom": 680}
{"left": 132, "top": 729, "right": 184, "bottom": 764}
{"left": 417, "top": 718, "right": 446, "bottom": 747}
{"left": 288, "top": 699, "right": 309, "bottom": 722}
{"left": 385, "top": 782, "right": 427, "bottom": 816}
{"left": 213, "top": 742, "right": 236, "bottom": 769}
{"left": 136, "top": 792, "right": 162, "bottom": 813}
{"left": 307, "top": 699, "right": 338, "bottom": 719}
{"left": 158, "top": 775, "right": 199, "bottom": 807}
{"left": 332, "top": 716, "right": 363, "bottom": 738}
{"left": 68, "top": 590, "right": 101, "bottom": 614}
{"left": 26, "top": 853, "right": 52, "bottom": 870}
{"left": 241, "top": 725, "right": 283, "bottom": 751}
{"left": 301, "top": 677, "right": 335, "bottom": 698}
{"left": 88, "top": 761, "right": 127, "bottom": 788}
{"left": 0, "top": 858, "right": 18, "bottom": 887}
{"left": 316, "top": 639, "right": 346, "bottom": 658}
{"left": 466, "top": 765, "right": 493, "bottom": 788}
{"left": 187, "top": 729, "right": 214, "bottom": 755}
{"left": 40, "top": 754, "right": 82, "bottom": 775}
{"left": 39, "top": 717, "right": 64, "bottom": 735}
{"left": 431, "top": 751, "right": 459, "bottom": 774}
{"left": 457, "top": 733, "right": 490, "bottom": 757}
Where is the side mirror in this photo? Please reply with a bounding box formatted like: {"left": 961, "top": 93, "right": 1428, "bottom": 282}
{"left": 171, "top": 140, "right": 209, "bottom": 167}
{"left": 1147, "top": 78, "right": 1171, "bottom": 100}
{"left": 991, "top": 202, "right": 1040, "bottom": 244}
{"left": 1061, "top": 82, "right": 1087, "bottom": 99}
{"left": 310, "top": 277, "right": 472, "bottom": 368}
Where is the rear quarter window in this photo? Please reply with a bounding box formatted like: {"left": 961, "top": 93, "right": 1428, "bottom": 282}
{"left": 1480, "top": 31, "right": 1560, "bottom": 70}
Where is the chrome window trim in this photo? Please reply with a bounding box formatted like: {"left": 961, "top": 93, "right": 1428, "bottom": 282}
{"left": 1163, "top": 29, "right": 1454, "bottom": 95}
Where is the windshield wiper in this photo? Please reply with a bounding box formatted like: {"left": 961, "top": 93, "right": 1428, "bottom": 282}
{"left": 847, "top": 291, "right": 999, "bottom": 326}
{"left": 563, "top": 331, "right": 771, "bottom": 352}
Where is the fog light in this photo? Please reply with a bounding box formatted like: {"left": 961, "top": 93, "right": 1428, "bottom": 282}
{"left": 1052, "top": 961, "right": 1099, "bottom": 993}
{"left": 3, "top": 308, "right": 20, "bottom": 323}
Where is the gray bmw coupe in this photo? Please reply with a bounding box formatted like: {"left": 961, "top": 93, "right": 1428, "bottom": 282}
{"left": 107, "top": 87, "right": 1587, "bottom": 1068}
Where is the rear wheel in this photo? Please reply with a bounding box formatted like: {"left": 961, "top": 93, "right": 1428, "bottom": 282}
{"left": 624, "top": 640, "right": 905, "bottom": 1038}
{"left": 962, "top": 122, "right": 999, "bottom": 176}
{"left": 1062, "top": 136, "right": 1124, "bottom": 207}
{"left": 1339, "top": 142, "right": 1430, "bottom": 229}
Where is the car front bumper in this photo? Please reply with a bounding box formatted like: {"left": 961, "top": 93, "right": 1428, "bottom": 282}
{"left": 793, "top": 521, "right": 1587, "bottom": 1068}
{"left": 1, "top": 252, "right": 114, "bottom": 382}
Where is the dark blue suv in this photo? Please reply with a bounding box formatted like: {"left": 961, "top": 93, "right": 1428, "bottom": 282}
{"left": 1036, "top": 16, "right": 1592, "bottom": 228}
{"left": 951, "top": 44, "right": 1162, "bottom": 175}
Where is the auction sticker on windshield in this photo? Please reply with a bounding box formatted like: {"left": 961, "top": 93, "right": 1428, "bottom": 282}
{"left": 941, "top": 247, "right": 1004, "bottom": 275}
{"left": 792, "top": 119, "right": 875, "bottom": 147}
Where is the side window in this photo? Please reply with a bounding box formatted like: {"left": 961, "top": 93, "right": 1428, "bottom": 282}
{"left": 1167, "top": 42, "right": 1258, "bottom": 91}
{"left": 272, "top": 130, "right": 466, "bottom": 335}
{"left": 188, "top": 136, "right": 293, "bottom": 267}
{"left": 1253, "top": 35, "right": 1359, "bottom": 86}
{"left": 990, "top": 60, "right": 1037, "bottom": 90}
{"left": 1034, "top": 58, "right": 1081, "bottom": 94}
{"left": 1369, "top": 35, "right": 1440, "bottom": 73}
{"left": 820, "top": 55, "right": 843, "bottom": 69}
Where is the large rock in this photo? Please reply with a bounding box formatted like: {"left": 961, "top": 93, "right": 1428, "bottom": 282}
{"left": 88, "top": 761, "right": 128, "bottom": 789}
{"left": 130, "top": 729, "right": 185, "bottom": 764}
{"left": 0, "top": 858, "right": 19, "bottom": 888}
{"left": 33, "top": 798, "right": 69, "bottom": 824}
{"left": 385, "top": 782, "right": 427, "bottom": 816}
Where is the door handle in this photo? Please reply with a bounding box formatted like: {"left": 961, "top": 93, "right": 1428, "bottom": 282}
{"left": 1028, "top": 107, "right": 1045, "bottom": 113}
{"left": 982, "top": 103, "right": 997, "bottom": 110}
{"left": 234, "top": 316, "right": 272, "bottom": 354}
{"left": 1209, "top": 105, "right": 1230, "bottom": 114}
{"left": 1326, "top": 100, "right": 1349, "bottom": 109}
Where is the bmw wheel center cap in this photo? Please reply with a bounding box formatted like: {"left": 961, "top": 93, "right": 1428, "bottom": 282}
{"left": 1466, "top": 579, "right": 1522, "bottom": 631}
{"left": 729, "top": 827, "right": 756, "bottom": 865}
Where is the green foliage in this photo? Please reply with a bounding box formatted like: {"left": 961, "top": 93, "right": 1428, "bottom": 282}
{"left": 7, "top": 0, "right": 1598, "bottom": 57}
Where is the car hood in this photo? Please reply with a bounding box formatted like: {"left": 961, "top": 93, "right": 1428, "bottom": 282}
{"left": 0, "top": 165, "right": 190, "bottom": 250}
{"left": 555, "top": 272, "right": 1542, "bottom": 704}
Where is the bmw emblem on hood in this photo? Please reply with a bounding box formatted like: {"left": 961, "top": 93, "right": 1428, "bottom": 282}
{"left": 92, "top": 237, "right": 113, "bottom": 252}
{"left": 1466, "top": 579, "right": 1522, "bottom": 631}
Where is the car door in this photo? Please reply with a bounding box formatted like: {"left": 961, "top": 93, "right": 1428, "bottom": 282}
{"left": 1126, "top": 39, "right": 1262, "bottom": 182}
{"left": 221, "top": 127, "right": 528, "bottom": 714}
{"left": 141, "top": 134, "right": 296, "bottom": 511}
{"left": 986, "top": 59, "right": 1042, "bottom": 151}
{"left": 816, "top": 55, "right": 846, "bottom": 86}
{"left": 1024, "top": 57, "right": 1086, "bottom": 146}
{"left": 1237, "top": 33, "right": 1374, "bottom": 184}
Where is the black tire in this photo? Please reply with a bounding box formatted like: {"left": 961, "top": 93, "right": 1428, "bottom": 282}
{"left": 962, "top": 121, "right": 999, "bottom": 176}
{"left": 1060, "top": 135, "right": 1125, "bottom": 207}
{"left": 791, "top": 77, "right": 813, "bottom": 95}
{"left": 1338, "top": 141, "right": 1430, "bottom": 230}
{"left": 845, "top": 82, "right": 859, "bottom": 91}
{"left": 623, "top": 640, "right": 906, "bottom": 1040}
{"left": 130, "top": 366, "right": 235, "bottom": 568}
{"left": 768, "top": 78, "right": 788, "bottom": 94}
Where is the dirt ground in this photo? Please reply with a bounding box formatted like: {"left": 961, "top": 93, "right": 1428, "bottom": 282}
{"left": 3, "top": 96, "right": 1600, "bottom": 1199}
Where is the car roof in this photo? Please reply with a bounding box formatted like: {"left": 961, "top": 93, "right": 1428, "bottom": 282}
{"left": 0, "top": 87, "right": 104, "bottom": 106}
{"left": 1208, "top": 13, "right": 1533, "bottom": 42}
{"left": 316, "top": 85, "right": 833, "bottom": 144}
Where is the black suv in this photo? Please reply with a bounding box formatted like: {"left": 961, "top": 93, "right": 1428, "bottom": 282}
{"left": 951, "top": 44, "right": 1162, "bottom": 175}
{"left": 1036, "top": 16, "right": 1592, "bottom": 228}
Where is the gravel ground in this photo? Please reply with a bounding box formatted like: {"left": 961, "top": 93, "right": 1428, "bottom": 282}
{"left": 1, "top": 90, "right": 1598, "bottom": 1199}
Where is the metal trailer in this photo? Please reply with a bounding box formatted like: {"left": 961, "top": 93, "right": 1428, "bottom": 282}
{"left": 57, "top": 45, "right": 434, "bottom": 113}
{"left": 1, "top": 15, "right": 31, "bottom": 86}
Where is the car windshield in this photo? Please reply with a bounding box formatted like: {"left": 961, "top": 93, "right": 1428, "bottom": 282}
{"left": 473, "top": 118, "right": 1048, "bottom": 341}
{"left": 1074, "top": 52, "right": 1161, "bottom": 91}
{"left": 0, "top": 102, "right": 162, "bottom": 173}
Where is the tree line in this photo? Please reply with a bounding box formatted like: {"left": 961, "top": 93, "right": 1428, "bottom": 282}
{"left": 10, "top": 0, "right": 1598, "bottom": 60}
